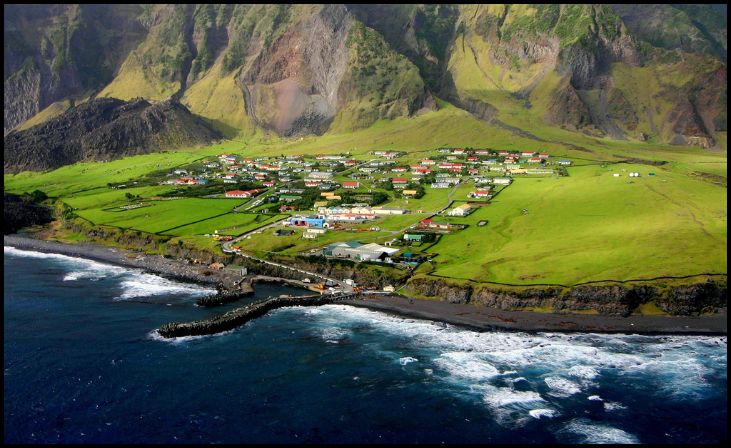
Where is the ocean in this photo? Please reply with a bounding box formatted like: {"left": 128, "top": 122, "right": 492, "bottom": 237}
{"left": 4, "top": 246, "right": 727, "bottom": 444}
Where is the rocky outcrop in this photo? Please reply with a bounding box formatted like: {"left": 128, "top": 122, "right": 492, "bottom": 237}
{"left": 407, "top": 276, "right": 727, "bottom": 316}
{"left": 406, "top": 277, "right": 472, "bottom": 304}
{"left": 4, "top": 97, "right": 220, "bottom": 173}
{"left": 3, "top": 193, "right": 53, "bottom": 234}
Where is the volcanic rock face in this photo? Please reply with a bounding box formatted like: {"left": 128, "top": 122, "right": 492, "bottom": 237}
{"left": 4, "top": 4, "right": 727, "bottom": 147}
{"left": 3, "top": 97, "right": 220, "bottom": 173}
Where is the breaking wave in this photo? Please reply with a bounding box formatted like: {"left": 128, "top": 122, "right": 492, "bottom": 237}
{"left": 276, "top": 304, "right": 726, "bottom": 432}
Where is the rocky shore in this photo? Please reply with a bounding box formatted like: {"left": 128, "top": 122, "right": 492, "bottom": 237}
{"left": 344, "top": 295, "right": 727, "bottom": 335}
{"left": 4, "top": 234, "right": 253, "bottom": 294}
{"left": 5, "top": 234, "right": 727, "bottom": 335}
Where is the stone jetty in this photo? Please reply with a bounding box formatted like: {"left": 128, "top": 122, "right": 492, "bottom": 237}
{"left": 195, "top": 289, "right": 254, "bottom": 307}
{"left": 158, "top": 292, "right": 357, "bottom": 338}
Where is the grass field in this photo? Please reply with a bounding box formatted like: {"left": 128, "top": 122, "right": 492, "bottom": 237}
{"left": 76, "top": 198, "right": 244, "bottom": 234}
{"left": 163, "top": 213, "right": 286, "bottom": 237}
{"left": 427, "top": 163, "right": 726, "bottom": 285}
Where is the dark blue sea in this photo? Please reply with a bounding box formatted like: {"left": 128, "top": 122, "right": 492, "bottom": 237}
{"left": 4, "top": 246, "right": 727, "bottom": 444}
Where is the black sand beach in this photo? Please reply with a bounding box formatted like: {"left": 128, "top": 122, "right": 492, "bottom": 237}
{"left": 5, "top": 234, "right": 727, "bottom": 335}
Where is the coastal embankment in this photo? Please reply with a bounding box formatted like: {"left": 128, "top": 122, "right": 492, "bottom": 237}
{"left": 5, "top": 234, "right": 727, "bottom": 335}
{"left": 158, "top": 293, "right": 353, "bottom": 338}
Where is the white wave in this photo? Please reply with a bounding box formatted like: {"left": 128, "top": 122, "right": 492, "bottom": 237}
{"left": 278, "top": 304, "right": 725, "bottom": 417}
{"left": 529, "top": 408, "right": 557, "bottom": 419}
{"left": 558, "top": 419, "right": 639, "bottom": 444}
{"left": 604, "top": 401, "right": 628, "bottom": 412}
{"left": 116, "top": 273, "right": 215, "bottom": 300}
{"left": 482, "top": 385, "right": 545, "bottom": 408}
{"left": 567, "top": 365, "right": 599, "bottom": 380}
{"left": 147, "top": 328, "right": 236, "bottom": 344}
{"left": 588, "top": 395, "right": 603, "bottom": 401}
{"left": 434, "top": 352, "right": 500, "bottom": 382}
{"left": 399, "top": 357, "right": 418, "bottom": 366}
{"left": 6, "top": 246, "right": 129, "bottom": 281}
{"left": 544, "top": 376, "right": 582, "bottom": 396}
{"left": 318, "top": 327, "right": 349, "bottom": 343}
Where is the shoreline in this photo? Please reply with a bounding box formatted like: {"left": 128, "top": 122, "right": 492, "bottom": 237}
{"left": 4, "top": 234, "right": 727, "bottom": 335}
{"left": 4, "top": 234, "right": 252, "bottom": 293}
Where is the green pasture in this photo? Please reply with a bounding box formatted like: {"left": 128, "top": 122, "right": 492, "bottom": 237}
{"left": 164, "top": 213, "right": 286, "bottom": 237}
{"left": 63, "top": 186, "right": 173, "bottom": 210}
{"left": 427, "top": 164, "right": 727, "bottom": 285}
{"left": 76, "top": 198, "right": 243, "bottom": 234}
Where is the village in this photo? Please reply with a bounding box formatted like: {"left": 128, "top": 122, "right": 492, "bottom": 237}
{"left": 136, "top": 146, "right": 577, "bottom": 274}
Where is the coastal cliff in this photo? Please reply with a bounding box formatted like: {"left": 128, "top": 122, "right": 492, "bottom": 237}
{"left": 407, "top": 276, "right": 727, "bottom": 316}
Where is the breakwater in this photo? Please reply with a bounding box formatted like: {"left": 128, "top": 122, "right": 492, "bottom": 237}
{"left": 195, "top": 288, "right": 254, "bottom": 307}
{"left": 158, "top": 293, "right": 356, "bottom": 338}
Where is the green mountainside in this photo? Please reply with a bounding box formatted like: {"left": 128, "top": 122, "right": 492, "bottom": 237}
{"left": 4, "top": 4, "right": 727, "bottom": 149}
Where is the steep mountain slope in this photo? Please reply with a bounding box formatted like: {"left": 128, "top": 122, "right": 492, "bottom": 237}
{"left": 4, "top": 97, "right": 221, "bottom": 173}
{"left": 96, "top": 4, "right": 434, "bottom": 137}
{"left": 4, "top": 4, "right": 148, "bottom": 134}
{"left": 351, "top": 4, "right": 726, "bottom": 147}
{"left": 4, "top": 4, "right": 727, "bottom": 148}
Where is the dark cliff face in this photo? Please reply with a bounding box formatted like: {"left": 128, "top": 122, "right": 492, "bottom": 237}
{"left": 3, "top": 97, "right": 221, "bottom": 173}
{"left": 3, "top": 193, "right": 53, "bottom": 234}
{"left": 408, "top": 276, "right": 727, "bottom": 317}
{"left": 3, "top": 4, "right": 148, "bottom": 134}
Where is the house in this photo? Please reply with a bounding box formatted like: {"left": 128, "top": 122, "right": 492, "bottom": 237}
{"left": 470, "top": 190, "right": 492, "bottom": 198}
{"left": 403, "top": 233, "right": 424, "bottom": 242}
{"left": 492, "top": 177, "right": 512, "bottom": 185}
{"left": 510, "top": 168, "right": 527, "bottom": 174}
{"left": 418, "top": 218, "right": 451, "bottom": 230}
{"left": 391, "top": 166, "right": 408, "bottom": 173}
{"left": 275, "top": 229, "right": 295, "bottom": 236}
{"left": 279, "top": 205, "right": 296, "bottom": 212}
{"left": 288, "top": 215, "right": 328, "bottom": 228}
{"left": 372, "top": 206, "right": 406, "bottom": 215}
{"left": 324, "top": 241, "right": 399, "bottom": 262}
{"left": 391, "top": 177, "right": 409, "bottom": 185}
{"left": 430, "top": 182, "right": 451, "bottom": 188}
{"left": 305, "top": 180, "right": 322, "bottom": 187}
{"left": 556, "top": 160, "right": 572, "bottom": 166}
{"left": 280, "top": 194, "right": 303, "bottom": 202}
{"left": 521, "top": 151, "right": 535, "bottom": 157}
{"left": 527, "top": 157, "right": 542, "bottom": 163}
{"left": 403, "top": 189, "right": 419, "bottom": 196}
{"left": 342, "top": 181, "right": 360, "bottom": 189}
{"left": 225, "top": 189, "right": 261, "bottom": 198}
{"left": 307, "top": 171, "right": 333, "bottom": 180}
{"left": 539, "top": 153, "right": 550, "bottom": 159}
{"left": 438, "top": 163, "right": 464, "bottom": 170}
{"left": 411, "top": 167, "right": 432, "bottom": 175}
{"left": 526, "top": 168, "right": 553, "bottom": 175}
{"left": 263, "top": 180, "right": 276, "bottom": 187}
{"left": 343, "top": 160, "right": 358, "bottom": 167}
{"left": 448, "top": 203, "right": 473, "bottom": 216}
{"left": 421, "top": 159, "right": 436, "bottom": 165}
